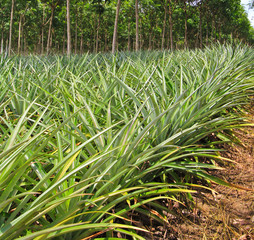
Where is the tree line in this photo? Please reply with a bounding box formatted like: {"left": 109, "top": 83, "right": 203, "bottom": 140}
{"left": 1, "top": 0, "right": 254, "bottom": 55}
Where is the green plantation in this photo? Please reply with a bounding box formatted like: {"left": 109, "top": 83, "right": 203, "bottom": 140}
{"left": 0, "top": 44, "right": 254, "bottom": 239}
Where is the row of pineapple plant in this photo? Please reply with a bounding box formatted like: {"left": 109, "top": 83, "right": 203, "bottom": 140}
{"left": 0, "top": 44, "right": 253, "bottom": 239}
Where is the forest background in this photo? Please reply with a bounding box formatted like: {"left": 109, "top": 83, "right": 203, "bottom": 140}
{"left": 1, "top": 0, "right": 254, "bottom": 56}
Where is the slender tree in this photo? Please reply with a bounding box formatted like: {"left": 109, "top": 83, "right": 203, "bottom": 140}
{"left": 161, "top": 1, "right": 167, "bottom": 50}
{"left": 8, "top": 0, "right": 15, "bottom": 56}
{"left": 96, "top": 15, "right": 100, "bottom": 53}
{"left": 183, "top": 0, "right": 188, "bottom": 48}
{"left": 47, "top": 5, "right": 54, "bottom": 54}
{"left": 67, "top": 0, "right": 71, "bottom": 56}
{"left": 46, "top": 0, "right": 60, "bottom": 54}
{"left": 1, "top": 32, "right": 3, "bottom": 54}
{"left": 17, "top": 14, "right": 22, "bottom": 54}
{"left": 74, "top": 6, "right": 78, "bottom": 54}
{"left": 112, "top": 0, "right": 121, "bottom": 54}
{"left": 168, "top": 0, "right": 173, "bottom": 51}
{"left": 91, "top": 1, "right": 107, "bottom": 53}
{"left": 199, "top": 2, "right": 203, "bottom": 48}
{"left": 135, "top": 0, "right": 139, "bottom": 51}
{"left": 42, "top": 4, "right": 45, "bottom": 54}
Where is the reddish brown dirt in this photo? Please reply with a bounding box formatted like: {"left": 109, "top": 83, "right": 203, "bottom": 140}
{"left": 137, "top": 105, "right": 254, "bottom": 240}
{"left": 173, "top": 106, "right": 254, "bottom": 240}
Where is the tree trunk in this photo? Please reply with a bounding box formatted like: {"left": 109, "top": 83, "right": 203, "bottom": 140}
{"left": 206, "top": 11, "right": 209, "bottom": 46}
{"left": 218, "top": 22, "right": 221, "bottom": 42}
{"left": 214, "top": 20, "right": 217, "bottom": 41}
{"left": 96, "top": 16, "right": 100, "bottom": 53}
{"left": 91, "top": 27, "right": 95, "bottom": 52}
{"left": 24, "top": 35, "right": 27, "bottom": 54}
{"left": 63, "top": 27, "right": 66, "bottom": 54}
{"left": 149, "top": 32, "right": 152, "bottom": 50}
{"left": 18, "top": 15, "right": 22, "bottom": 54}
{"left": 152, "top": 34, "right": 155, "bottom": 49}
{"left": 50, "top": 28, "right": 53, "bottom": 50}
{"left": 80, "top": 33, "right": 83, "bottom": 54}
{"left": 211, "top": 17, "right": 214, "bottom": 42}
{"left": 104, "top": 31, "right": 108, "bottom": 52}
{"left": 135, "top": 0, "right": 139, "bottom": 51}
{"left": 195, "top": 31, "right": 199, "bottom": 48}
{"left": 67, "top": 0, "right": 71, "bottom": 56}
{"left": 127, "top": 22, "right": 131, "bottom": 51}
{"left": 161, "top": 3, "right": 167, "bottom": 50}
{"left": 175, "top": 36, "right": 178, "bottom": 49}
{"left": 37, "top": 34, "right": 41, "bottom": 54}
{"left": 168, "top": 0, "right": 173, "bottom": 51}
{"left": 211, "top": 14, "right": 217, "bottom": 42}
{"left": 47, "top": 6, "right": 54, "bottom": 55}
{"left": 184, "top": 1, "right": 188, "bottom": 48}
{"left": 6, "top": 39, "right": 8, "bottom": 54}
{"left": 167, "top": 29, "right": 170, "bottom": 49}
{"left": 112, "top": 0, "right": 121, "bottom": 54}
{"left": 1, "top": 32, "right": 3, "bottom": 54}
{"left": 41, "top": 4, "right": 45, "bottom": 54}
{"left": 75, "top": 7, "right": 78, "bottom": 54}
{"left": 8, "top": 0, "right": 15, "bottom": 56}
{"left": 199, "top": 4, "right": 203, "bottom": 48}
{"left": 33, "top": 43, "right": 36, "bottom": 53}
{"left": 139, "top": 17, "right": 142, "bottom": 49}
{"left": 80, "top": 7, "right": 84, "bottom": 54}
{"left": 21, "top": 22, "right": 24, "bottom": 52}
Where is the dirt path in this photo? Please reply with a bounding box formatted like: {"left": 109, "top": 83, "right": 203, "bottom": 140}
{"left": 176, "top": 105, "right": 254, "bottom": 240}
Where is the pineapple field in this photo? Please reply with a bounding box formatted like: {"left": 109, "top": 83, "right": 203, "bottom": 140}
{"left": 0, "top": 44, "right": 254, "bottom": 239}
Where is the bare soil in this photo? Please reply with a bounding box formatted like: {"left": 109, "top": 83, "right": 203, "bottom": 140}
{"left": 174, "top": 106, "right": 254, "bottom": 240}
{"left": 141, "top": 105, "right": 254, "bottom": 240}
